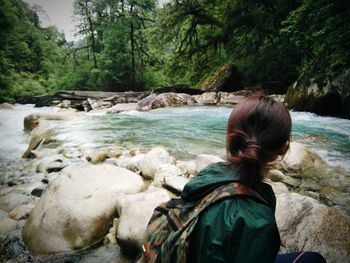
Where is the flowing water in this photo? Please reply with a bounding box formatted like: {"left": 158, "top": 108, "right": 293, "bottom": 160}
{"left": 0, "top": 104, "right": 349, "bottom": 260}
{"left": 1, "top": 105, "right": 350, "bottom": 172}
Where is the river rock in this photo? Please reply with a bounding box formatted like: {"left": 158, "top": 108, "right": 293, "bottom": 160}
{"left": 267, "top": 169, "right": 301, "bottom": 188}
{"left": 116, "top": 187, "right": 170, "bottom": 256}
{"left": 0, "top": 102, "right": 13, "bottom": 109}
{"left": 281, "top": 142, "right": 325, "bottom": 173}
{"left": 200, "top": 64, "right": 241, "bottom": 92}
{"left": 115, "top": 154, "right": 145, "bottom": 173}
{"left": 22, "top": 163, "right": 145, "bottom": 255}
{"left": 218, "top": 92, "right": 245, "bottom": 105}
{"left": 23, "top": 114, "right": 40, "bottom": 132}
{"left": 129, "top": 148, "right": 142, "bottom": 157}
{"left": 22, "top": 127, "right": 56, "bottom": 158}
{"left": 276, "top": 193, "right": 350, "bottom": 263}
{"left": 136, "top": 93, "right": 193, "bottom": 111}
{"left": 9, "top": 202, "right": 36, "bottom": 220}
{"left": 137, "top": 147, "right": 171, "bottom": 179}
{"left": 107, "top": 103, "right": 137, "bottom": 114}
{"left": 153, "top": 164, "right": 182, "bottom": 187}
{"left": 0, "top": 191, "right": 36, "bottom": 213}
{"left": 176, "top": 160, "right": 197, "bottom": 176}
{"left": 107, "top": 148, "right": 123, "bottom": 158}
{"left": 198, "top": 92, "right": 218, "bottom": 105}
{"left": 36, "top": 154, "right": 69, "bottom": 173}
{"left": 285, "top": 70, "right": 350, "bottom": 118}
{"left": 86, "top": 151, "right": 108, "bottom": 164}
{"left": 0, "top": 210, "right": 19, "bottom": 234}
{"left": 163, "top": 175, "right": 190, "bottom": 195}
{"left": 87, "top": 98, "right": 113, "bottom": 110}
{"left": 195, "top": 154, "right": 225, "bottom": 173}
{"left": 136, "top": 93, "right": 157, "bottom": 111}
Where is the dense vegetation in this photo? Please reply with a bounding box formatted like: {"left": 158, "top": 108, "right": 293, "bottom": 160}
{"left": 0, "top": 0, "right": 349, "bottom": 102}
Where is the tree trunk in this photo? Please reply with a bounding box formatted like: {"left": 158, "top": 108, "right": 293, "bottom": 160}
{"left": 130, "top": 4, "right": 136, "bottom": 89}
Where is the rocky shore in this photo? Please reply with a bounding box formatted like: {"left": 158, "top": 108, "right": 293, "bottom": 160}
{"left": 0, "top": 98, "right": 349, "bottom": 263}
{"left": 16, "top": 90, "right": 284, "bottom": 112}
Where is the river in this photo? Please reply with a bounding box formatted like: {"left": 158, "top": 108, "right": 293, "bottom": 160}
{"left": 1, "top": 104, "right": 350, "bottom": 172}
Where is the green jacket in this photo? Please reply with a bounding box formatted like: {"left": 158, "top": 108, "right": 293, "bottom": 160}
{"left": 181, "top": 162, "right": 280, "bottom": 263}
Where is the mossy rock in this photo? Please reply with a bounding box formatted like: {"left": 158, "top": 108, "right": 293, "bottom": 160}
{"left": 200, "top": 64, "right": 241, "bottom": 92}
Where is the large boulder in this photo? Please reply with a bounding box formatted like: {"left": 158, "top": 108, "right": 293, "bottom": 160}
{"left": 22, "top": 163, "right": 144, "bottom": 255}
{"left": 281, "top": 142, "right": 325, "bottom": 173}
{"left": 136, "top": 93, "right": 194, "bottom": 111}
{"left": 195, "top": 154, "right": 225, "bottom": 173}
{"left": 276, "top": 193, "right": 350, "bottom": 263}
{"left": 218, "top": 92, "right": 245, "bottom": 105}
{"left": 137, "top": 147, "right": 171, "bottom": 179}
{"left": 200, "top": 64, "right": 241, "bottom": 92}
{"left": 106, "top": 103, "right": 137, "bottom": 114}
{"left": 285, "top": 70, "right": 350, "bottom": 119}
{"left": 116, "top": 187, "right": 170, "bottom": 256}
{"left": 194, "top": 92, "right": 218, "bottom": 105}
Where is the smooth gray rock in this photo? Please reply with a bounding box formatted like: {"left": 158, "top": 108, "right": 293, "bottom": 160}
{"left": 276, "top": 193, "right": 350, "bottom": 263}
{"left": 23, "top": 163, "right": 145, "bottom": 255}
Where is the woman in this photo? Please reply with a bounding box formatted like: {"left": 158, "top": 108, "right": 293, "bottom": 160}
{"left": 183, "top": 95, "right": 325, "bottom": 262}
{"left": 143, "top": 95, "right": 326, "bottom": 263}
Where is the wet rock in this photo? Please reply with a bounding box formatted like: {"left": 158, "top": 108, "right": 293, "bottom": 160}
{"left": 285, "top": 70, "right": 350, "bottom": 118}
{"left": 7, "top": 181, "right": 16, "bottom": 187}
{"left": 107, "top": 103, "right": 137, "bottom": 114}
{"left": 9, "top": 203, "right": 36, "bottom": 220}
{"left": 176, "top": 160, "right": 197, "bottom": 176}
{"left": 136, "top": 93, "right": 194, "bottom": 111}
{"left": 276, "top": 193, "right": 350, "bottom": 263}
{"left": 23, "top": 163, "right": 145, "bottom": 255}
{"left": 201, "top": 64, "right": 241, "bottom": 92}
{"left": 116, "top": 187, "right": 170, "bottom": 256}
{"left": 0, "top": 102, "right": 13, "bottom": 109}
{"left": 86, "top": 151, "right": 108, "bottom": 164}
{"left": 22, "top": 127, "right": 56, "bottom": 158}
{"left": 137, "top": 147, "right": 171, "bottom": 179}
{"left": 129, "top": 148, "right": 142, "bottom": 157}
{"left": 267, "top": 169, "right": 301, "bottom": 189}
{"left": 30, "top": 187, "right": 44, "bottom": 197}
{"left": 197, "top": 92, "right": 218, "bottom": 105}
{"left": 23, "top": 114, "right": 39, "bottom": 132}
{"left": 107, "top": 148, "right": 123, "bottom": 159}
{"left": 87, "top": 98, "right": 113, "bottom": 110}
{"left": 281, "top": 142, "right": 325, "bottom": 173}
{"left": 218, "top": 92, "right": 245, "bottom": 105}
{"left": 116, "top": 154, "right": 145, "bottom": 173}
{"left": 195, "top": 154, "right": 224, "bottom": 173}
{"left": 0, "top": 191, "right": 35, "bottom": 212}
{"left": 266, "top": 181, "right": 289, "bottom": 195}
{"left": 136, "top": 93, "right": 157, "bottom": 111}
{"left": 36, "top": 154, "right": 69, "bottom": 173}
{"left": 0, "top": 210, "right": 19, "bottom": 234}
{"left": 163, "top": 175, "right": 190, "bottom": 195}
{"left": 0, "top": 234, "right": 34, "bottom": 263}
{"left": 153, "top": 164, "right": 182, "bottom": 187}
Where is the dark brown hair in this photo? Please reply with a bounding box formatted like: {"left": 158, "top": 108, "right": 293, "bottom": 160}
{"left": 226, "top": 95, "right": 291, "bottom": 186}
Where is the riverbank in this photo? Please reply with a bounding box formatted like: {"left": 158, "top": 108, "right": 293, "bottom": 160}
{"left": 0, "top": 102, "right": 349, "bottom": 262}
{"left": 15, "top": 90, "right": 284, "bottom": 112}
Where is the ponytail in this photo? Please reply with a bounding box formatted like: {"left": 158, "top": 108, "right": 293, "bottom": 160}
{"left": 227, "top": 129, "right": 262, "bottom": 186}
{"left": 226, "top": 95, "right": 291, "bottom": 186}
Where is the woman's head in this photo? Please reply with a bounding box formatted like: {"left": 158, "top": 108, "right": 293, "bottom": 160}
{"left": 226, "top": 95, "right": 291, "bottom": 186}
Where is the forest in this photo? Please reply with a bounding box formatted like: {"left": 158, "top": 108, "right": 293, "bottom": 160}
{"left": 0, "top": 0, "right": 349, "bottom": 102}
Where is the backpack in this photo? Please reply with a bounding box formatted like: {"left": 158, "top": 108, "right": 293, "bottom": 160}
{"left": 141, "top": 182, "right": 269, "bottom": 263}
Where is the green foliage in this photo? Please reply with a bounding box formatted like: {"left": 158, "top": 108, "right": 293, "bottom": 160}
{"left": 0, "top": 0, "right": 348, "bottom": 102}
